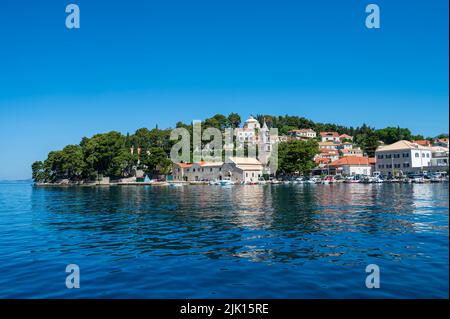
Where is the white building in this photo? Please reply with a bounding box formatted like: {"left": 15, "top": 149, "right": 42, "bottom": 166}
{"left": 173, "top": 161, "right": 223, "bottom": 181}
{"left": 173, "top": 157, "right": 263, "bottom": 183}
{"left": 330, "top": 156, "right": 372, "bottom": 176}
{"left": 320, "top": 132, "right": 340, "bottom": 143}
{"left": 318, "top": 142, "right": 339, "bottom": 150}
{"left": 222, "top": 157, "right": 264, "bottom": 183}
{"left": 375, "top": 140, "right": 432, "bottom": 176}
{"left": 429, "top": 146, "right": 449, "bottom": 169}
{"left": 288, "top": 129, "right": 316, "bottom": 140}
{"left": 235, "top": 116, "right": 261, "bottom": 144}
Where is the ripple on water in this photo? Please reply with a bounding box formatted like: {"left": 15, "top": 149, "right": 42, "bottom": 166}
{"left": 0, "top": 182, "right": 448, "bottom": 298}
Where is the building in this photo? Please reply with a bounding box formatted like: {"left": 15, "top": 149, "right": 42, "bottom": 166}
{"left": 339, "top": 134, "right": 353, "bottom": 142}
{"left": 222, "top": 157, "right": 264, "bottom": 183}
{"left": 375, "top": 140, "right": 432, "bottom": 176}
{"left": 235, "top": 116, "right": 260, "bottom": 144}
{"left": 341, "top": 147, "right": 363, "bottom": 157}
{"left": 429, "top": 146, "right": 449, "bottom": 170}
{"left": 329, "top": 156, "right": 372, "bottom": 176}
{"left": 339, "top": 142, "right": 353, "bottom": 150}
{"left": 316, "top": 149, "right": 339, "bottom": 162}
{"left": 173, "top": 157, "right": 264, "bottom": 183}
{"left": 173, "top": 161, "right": 224, "bottom": 181}
{"left": 287, "top": 129, "right": 316, "bottom": 140}
{"left": 320, "top": 132, "right": 340, "bottom": 143}
{"left": 318, "top": 141, "right": 339, "bottom": 150}
{"left": 433, "top": 138, "right": 449, "bottom": 148}
{"left": 412, "top": 140, "right": 431, "bottom": 147}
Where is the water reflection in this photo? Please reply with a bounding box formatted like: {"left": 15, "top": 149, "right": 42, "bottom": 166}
{"left": 29, "top": 183, "right": 449, "bottom": 266}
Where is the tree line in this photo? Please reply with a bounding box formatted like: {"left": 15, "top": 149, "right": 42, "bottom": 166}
{"left": 32, "top": 113, "right": 442, "bottom": 182}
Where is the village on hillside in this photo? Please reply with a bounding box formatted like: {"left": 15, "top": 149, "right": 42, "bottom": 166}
{"left": 32, "top": 115, "right": 449, "bottom": 186}
{"left": 170, "top": 116, "right": 449, "bottom": 185}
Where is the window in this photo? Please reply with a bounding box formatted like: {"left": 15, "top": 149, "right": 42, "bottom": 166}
{"left": 377, "top": 155, "right": 383, "bottom": 159}
{"left": 426, "top": 153, "right": 430, "bottom": 158}
{"left": 193, "top": 168, "right": 196, "bottom": 172}
{"left": 403, "top": 163, "right": 410, "bottom": 168}
{"left": 415, "top": 153, "right": 419, "bottom": 158}
{"left": 422, "top": 153, "right": 425, "bottom": 157}
{"left": 246, "top": 173, "right": 248, "bottom": 177}
{"left": 210, "top": 168, "right": 213, "bottom": 172}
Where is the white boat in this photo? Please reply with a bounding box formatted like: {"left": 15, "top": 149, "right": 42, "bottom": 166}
{"left": 169, "top": 182, "right": 183, "bottom": 187}
{"left": 219, "top": 178, "right": 235, "bottom": 186}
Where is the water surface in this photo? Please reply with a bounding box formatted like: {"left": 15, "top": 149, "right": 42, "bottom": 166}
{"left": 0, "top": 181, "right": 448, "bottom": 298}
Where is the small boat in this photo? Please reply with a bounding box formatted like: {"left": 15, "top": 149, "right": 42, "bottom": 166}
{"left": 168, "top": 182, "right": 183, "bottom": 187}
{"left": 219, "top": 178, "right": 235, "bottom": 186}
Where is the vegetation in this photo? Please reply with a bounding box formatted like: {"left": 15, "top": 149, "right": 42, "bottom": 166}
{"left": 32, "top": 112, "right": 439, "bottom": 183}
{"left": 277, "top": 139, "right": 319, "bottom": 176}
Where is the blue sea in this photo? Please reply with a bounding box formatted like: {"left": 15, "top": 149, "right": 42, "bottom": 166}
{"left": 0, "top": 181, "right": 448, "bottom": 298}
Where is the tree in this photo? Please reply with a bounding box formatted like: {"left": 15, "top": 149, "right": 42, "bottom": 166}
{"left": 141, "top": 147, "right": 172, "bottom": 178}
{"left": 60, "top": 145, "right": 86, "bottom": 181}
{"left": 277, "top": 139, "right": 319, "bottom": 176}
{"left": 227, "top": 112, "right": 241, "bottom": 128}
{"left": 32, "top": 161, "right": 48, "bottom": 182}
{"left": 376, "top": 126, "right": 412, "bottom": 144}
{"left": 80, "top": 131, "right": 126, "bottom": 178}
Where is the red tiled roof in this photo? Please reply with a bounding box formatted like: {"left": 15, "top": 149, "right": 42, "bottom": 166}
{"left": 330, "top": 156, "right": 370, "bottom": 167}
{"left": 412, "top": 140, "right": 431, "bottom": 146}
{"left": 315, "top": 158, "right": 331, "bottom": 164}
{"left": 177, "top": 163, "right": 193, "bottom": 168}
{"left": 320, "top": 131, "right": 339, "bottom": 137}
{"left": 339, "top": 134, "right": 353, "bottom": 139}
{"left": 289, "top": 128, "right": 315, "bottom": 133}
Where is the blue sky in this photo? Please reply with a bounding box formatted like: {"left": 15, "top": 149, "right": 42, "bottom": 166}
{"left": 0, "top": 0, "right": 448, "bottom": 179}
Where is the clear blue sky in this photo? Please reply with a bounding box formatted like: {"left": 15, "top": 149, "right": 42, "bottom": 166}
{"left": 0, "top": 0, "right": 448, "bottom": 180}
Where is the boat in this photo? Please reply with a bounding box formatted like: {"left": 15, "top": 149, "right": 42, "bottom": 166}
{"left": 168, "top": 182, "right": 183, "bottom": 187}
{"left": 219, "top": 178, "right": 235, "bottom": 186}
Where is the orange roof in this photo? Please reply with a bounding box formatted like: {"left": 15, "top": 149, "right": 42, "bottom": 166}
{"left": 339, "top": 134, "right": 353, "bottom": 139}
{"left": 330, "top": 156, "right": 370, "bottom": 167}
{"left": 315, "top": 158, "right": 331, "bottom": 164}
{"left": 319, "top": 148, "right": 338, "bottom": 154}
{"left": 320, "top": 131, "right": 339, "bottom": 137}
{"left": 318, "top": 141, "right": 338, "bottom": 146}
{"left": 177, "top": 163, "right": 193, "bottom": 168}
{"left": 413, "top": 140, "right": 431, "bottom": 146}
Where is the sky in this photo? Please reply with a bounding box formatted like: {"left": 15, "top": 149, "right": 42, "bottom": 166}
{"left": 0, "top": 0, "right": 448, "bottom": 180}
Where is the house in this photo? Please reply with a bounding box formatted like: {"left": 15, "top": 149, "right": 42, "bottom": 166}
{"left": 339, "top": 142, "right": 353, "bottom": 150}
{"left": 173, "top": 161, "right": 223, "bottom": 181}
{"left": 318, "top": 141, "right": 339, "bottom": 150}
{"left": 412, "top": 140, "right": 431, "bottom": 147}
{"left": 173, "top": 157, "right": 264, "bottom": 183}
{"left": 433, "top": 138, "right": 449, "bottom": 148}
{"left": 315, "top": 149, "right": 339, "bottom": 162}
{"left": 375, "top": 140, "right": 432, "bottom": 176}
{"left": 341, "top": 147, "right": 363, "bottom": 157}
{"left": 288, "top": 129, "right": 316, "bottom": 140}
{"left": 222, "top": 157, "right": 264, "bottom": 183}
{"left": 329, "top": 156, "right": 372, "bottom": 176}
{"left": 339, "top": 134, "right": 353, "bottom": 142}
{"left": 320, "top": 132, "right": 340, "bottom": 143}
{"left": 429, "top": 146, "right": 449, "bottom": 170}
